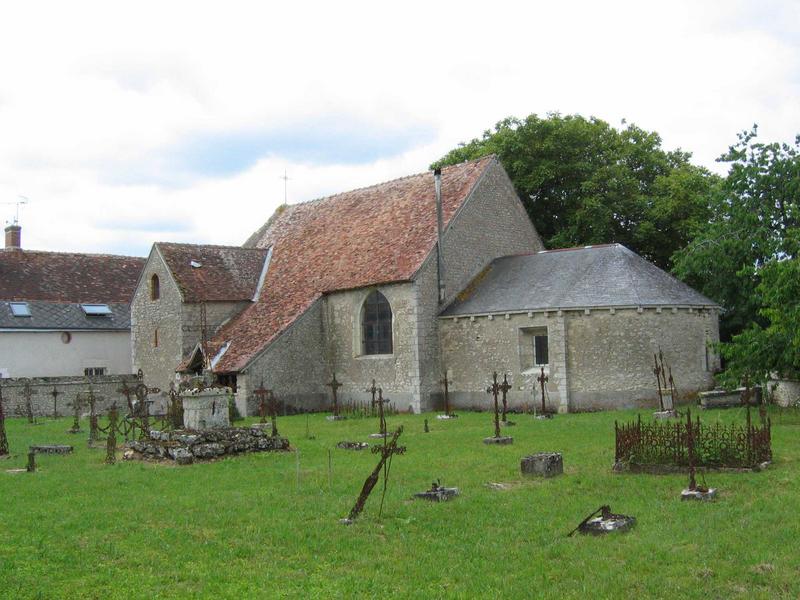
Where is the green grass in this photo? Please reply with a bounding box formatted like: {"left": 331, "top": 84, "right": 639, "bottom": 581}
{"left": 1, "top": 407, "right": 799, "bottom": 599}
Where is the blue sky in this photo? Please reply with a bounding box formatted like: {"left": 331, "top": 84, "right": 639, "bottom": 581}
{"left": 0, "top": 0, "right": 798, "bottom": 257}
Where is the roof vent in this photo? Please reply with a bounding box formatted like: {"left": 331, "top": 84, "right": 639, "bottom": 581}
{"left": 190, "top": 260, "right": 202, "bottom": 268}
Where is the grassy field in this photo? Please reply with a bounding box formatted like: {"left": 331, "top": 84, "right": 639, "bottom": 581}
{"left": 1, "top": 406, "right": 799, "bottom": 599}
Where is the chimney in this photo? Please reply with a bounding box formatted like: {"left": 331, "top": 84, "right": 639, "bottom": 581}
{"left": 434, "top": 168, "right": 446, "bottom": 303}
{"left": 4, "top": 224, "right": 21, "bottom": 249}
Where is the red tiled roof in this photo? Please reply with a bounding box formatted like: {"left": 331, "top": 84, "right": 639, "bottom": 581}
{"left": 211, "top": 156, "right": 495, "bottom": 372}
{"left": 0, "top": 249, "right": 145, "bottom": 303}
{"left": 156, "top": 243, "right": 269, "bottom": 302}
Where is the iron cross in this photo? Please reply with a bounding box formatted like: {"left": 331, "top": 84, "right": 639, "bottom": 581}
{"left": 50, "top": 386, "right": 62, "bottom": 419}
{"left": 537, "top": 367, "right": 549, "bottom": 414}
{"left": 21, "top": 381, "right": 38, "bottom": 423}
{"left": 499, "top": 374, "right": 512, "bottom": 422}
{"left": 254, "top": 381, "right": 271, "bottom": 424}
{"left": 439, "top": 373, "right": 453, "bottom": 416}
{"left": 0, "top": 386, "right": 9, "bottom": 456}
{"left": 326, "top": 373, "right": 343, "bottom": 417}
{"left": 117, "top": 381, "right": 135, "bottom": 414}
{"left": 365, "top": 379, "right": 378, "bottom": 414}
{"left": 375, "top": 388, "right": 389, "bottom": 436}
{"left": 486, "top": 372, "right": 502, "bottom": 438}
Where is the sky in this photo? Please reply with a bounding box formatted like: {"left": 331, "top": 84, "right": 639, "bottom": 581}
{"left": 0, "top": 0, "right": 798, "bottom": 257}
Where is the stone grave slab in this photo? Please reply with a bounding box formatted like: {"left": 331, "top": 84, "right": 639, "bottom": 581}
{"left": 521, "top": 452, "right": 563, "bottom": 478}
{"left": 336, "top": 441, "right": 369, "bottom": 451}
{"left": 436, "top": 414, "right": 458, "bottom": 420}
{"left": 653, "top": 410, "right": 678, "bottom": 420}
{"left": 681, "top": 488, "right": 718, "bottom": 501}
{"left": 413, "top": 482, "right": 459, "bottom": 502}
{"left": 326, "top": 415, "right": 347, "bottom": 421}
{"left": 483, "top": 436, "right": 513, "bottom": 445}
{"left": 29, "top": 445, "right": 73, "bottom": 455}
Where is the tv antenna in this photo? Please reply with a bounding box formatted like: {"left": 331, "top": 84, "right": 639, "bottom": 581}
{"left": 1, "top": 196, "right": 28, "bottom": 225}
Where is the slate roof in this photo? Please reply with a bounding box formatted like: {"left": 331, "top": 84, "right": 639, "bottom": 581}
{"left": 156, "top": 243, "right": 269, "bottom": 302}
{"left": 441, "top": 244, "right": 719, "bottom": 317}
{"left": 0, "top": 301, "right": 132, "bottom": 330}
{"left": 209, "top": 156, "right": 496, "bottom": 372}
{"left": 0, "top": 249, "right": 145, "bottom": 303}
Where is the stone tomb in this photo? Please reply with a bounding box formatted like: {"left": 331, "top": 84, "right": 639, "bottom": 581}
{"left": 124, "top": 426, "right": 289, "bottom": 465}
{"left": 413, "top": 481, "right": 459, "bottom": 502}
{"left": 181, "top": 387, "right": 231, "bottom": 430}
{"left": 336, "top": 441, "right": 369, "bottom": 451}
{"left": 521, "top": 452, "right": 563, "bottom": 477}
{"left": 483, "top": 435, "right": 513, "bottom": 445}
{"left": 681, "top": 487, "right": 718, "bottom": 501}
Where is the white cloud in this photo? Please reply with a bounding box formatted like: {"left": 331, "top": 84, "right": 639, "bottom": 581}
{"left": 0, "top": 0, "right": 797, "bottom": 255}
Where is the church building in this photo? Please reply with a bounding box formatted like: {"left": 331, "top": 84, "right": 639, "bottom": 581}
{"left": 131, "top": 156, "right": 720, "bottom": 414}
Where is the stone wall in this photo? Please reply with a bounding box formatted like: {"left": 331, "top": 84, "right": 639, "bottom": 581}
{"left": 0, "top": 374, "right": 141, "bottom": 417}
{"left": 131, "top": 249, "right": 184, "bottom": 394}
{"left": 237, "top": 298, "right": 327, "bottom": 416}
{"left": 180, "top": 301, "right": 249, "bottom": 357}
{"left": 439, "top": 307, "right": 720, "bottom": 412}
{"left": 318, "top": 283, "right": 421, "bottom": 413}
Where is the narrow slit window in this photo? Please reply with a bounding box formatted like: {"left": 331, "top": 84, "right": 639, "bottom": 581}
{"left": 154, "top": 328, "right": 159, "bottom": 348}
{"left": 151, "top": 274, "right": 160, "bottom": 300}
{"left": 534, "top": 334, "right": 549, "bottom": 366}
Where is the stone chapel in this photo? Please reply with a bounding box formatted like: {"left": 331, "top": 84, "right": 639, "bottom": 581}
{"left": 131, "top": 156, "right": 720, "bottom": 414}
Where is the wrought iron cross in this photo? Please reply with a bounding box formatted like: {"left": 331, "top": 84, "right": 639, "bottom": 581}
{"left": 499, "top": 374, "right": 512, "bottom": 422}
{"left": 486, "top": 372, "right": 502, "bottom": 438}
{"left": 117, "top": 381, "right": 135, "bottom": 414}
{"left": 50, "top": 386, "right": 62, "bottom": 419}
{"left": 653, "top": 353, "right": 664, "bottom": 411}
{"left": 266, "top": 390, "right": 280, "bottom": 437}
{"left": 106, "top": 403, "right": 119, "bottom": 465}
{"left": 254, "top": 381, "right": 271, "bottom": 424}
{"left": 21, "top": 381, "right": 38, "bottom": 423}
{"left": 365, "top": 379, "right": 378, "bottom": 414}
{"left": 537, "top": 367, "right": 549, "bottom": 415}
{"left": 68, "top": 393, "right": 84, "bottom": 433}
{"left": 375, "top": 388, "right": 389, "bottom": 436}
{"left": 86, "top": 386, "right": 106, "bottom": 445}
{"left": 439, "top": 373, "right": 453, "bottom": 416}
{"left": 326, "top": 373, "right": 343, "bottom": 417}
{"left": 0, "top": 386, "right": 9, "bottom": 456}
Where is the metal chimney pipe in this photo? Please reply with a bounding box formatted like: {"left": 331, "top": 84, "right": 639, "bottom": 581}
{"left": 434, "top": 168, "right": 446, "bottom": 303}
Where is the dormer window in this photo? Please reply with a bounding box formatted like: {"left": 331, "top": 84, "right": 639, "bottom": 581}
{"left": 81, "top": 304, "right": 112, "bottom": 316}
{"left": 190, "top": 260, "right": 202, "bottom": 268}
{"left": 9, "top": 302, "right": 31, "bottom": 317}
{"left": 150, "top": 274, "right": 160, "bottom": 300}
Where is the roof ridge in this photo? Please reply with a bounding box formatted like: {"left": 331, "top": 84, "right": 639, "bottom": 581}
{"left": 0, "top": 248, "right": 144, "bottom": 260}
{"left": 156, "top": 242, "right": 265, "bottom": 251}
{"left": 282, "top": 155, "right": 495, "bottom": 210}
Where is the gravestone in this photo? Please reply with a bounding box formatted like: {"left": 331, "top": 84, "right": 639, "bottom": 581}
{"left": 521, "top": 452, "right": 563, "bottom": 478}
{"left": 413, "top": 480, "right": 459, "bottom": 502}
{"left": 568, "top": 505, "right": 636, "bottom": 536}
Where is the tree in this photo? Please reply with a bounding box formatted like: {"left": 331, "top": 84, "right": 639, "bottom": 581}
{"left": 433, "top": 113, "right": 716, "bottom": 270}
{"left": 672, "top": 127, "right": 800, "bottom": 343}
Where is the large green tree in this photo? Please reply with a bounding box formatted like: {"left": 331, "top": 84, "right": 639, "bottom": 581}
{"left": 673, "top": 128, "right": 800, "bottom": 384}
{"left": 433, "top": 113, "right": 716, "bottom": 270}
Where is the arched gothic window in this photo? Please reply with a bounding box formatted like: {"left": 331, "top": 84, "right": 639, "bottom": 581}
{"left": 362, "top": 291, "right": 392, "bottom": 355}
{"left": 150, "top": 274, "right": 160, "bottom": 300}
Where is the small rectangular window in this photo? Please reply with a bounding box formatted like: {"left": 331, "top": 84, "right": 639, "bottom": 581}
{"left": 10, "top": 302, "right": 31, "bottom": 317}
{"left": 81, "top": 304, "right": 112, "bottom": 316}
{"left": 534, "top": 335, "right": 549, "bottom": 365}
{"left": 84, "top": 367, "right": 106, "bottom": 377}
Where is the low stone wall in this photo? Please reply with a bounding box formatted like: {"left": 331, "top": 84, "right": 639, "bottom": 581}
{"left": 124, "top": 425, "right": 290, "bottom": 464}
{"left": 0, "top": 374, "right": 142, "bottom": 417}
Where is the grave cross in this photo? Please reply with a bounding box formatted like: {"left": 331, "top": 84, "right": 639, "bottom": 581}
{"left": 343, "top": 426, "right": 406, "bottom": 524}
{"left": 105, "top": 404, "right": 119, "bottom": 465}
{"left": 265, "top": 390, "right": 280, "bottom": 437}
{"left": 326, "top": 373, "right": 343, "bottom": 417}
{"left": 486, "top": 372, "right": 502, "bottom": 438}
{"left": 86, "top": 387, "right": 106, "bottom": 446}
{"left": 133, "top": 383, "right": 160, "bottom": 437}
{"left": 365, "top": 379, "right": 378, "bottom": 415}
{"left": 499, "top": 374, "right": 512, "bottom": 422}
{"left": 254, "top": 381, "right": 271, "bottom": 424}
{"left": 117, "top": 381, "right": 135, "bottom": 414}
{"left": 0, "top": 387, "right": 9, "bottom": 456}
{"left": 22, "top": 381, "right": 38, "bottom": 424}
{"left": 375, "top": 388, "right": 389, "bottom": 436}
{"left": 537, "top": 367, "right": 549, "bottom": 415}
{"left": 439, "top": 373, "right": 453, "bottom": 417}
{"left": 50, "top": 386, "right": 62, "bottom": 419}
{"left": 68, "top": 393, "right": 84, "bottom": 434}
{"left": 686, "top": 408, "right": 697, "bottom": 491}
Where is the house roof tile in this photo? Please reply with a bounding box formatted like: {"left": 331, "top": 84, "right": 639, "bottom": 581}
{"left": 156, "top": 243, "right": 269, "bottom": 303}
{"left": 211, "top": 156, "right": 495, "bottom": 372}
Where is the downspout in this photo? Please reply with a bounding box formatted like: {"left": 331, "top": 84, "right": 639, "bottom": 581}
{"left": 435, "top": 168, "right": 446, "bottom": 303}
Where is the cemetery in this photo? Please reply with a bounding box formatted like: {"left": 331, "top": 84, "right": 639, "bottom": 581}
{"left": 1, "top": 377, "right": 798, "bottom": 598}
